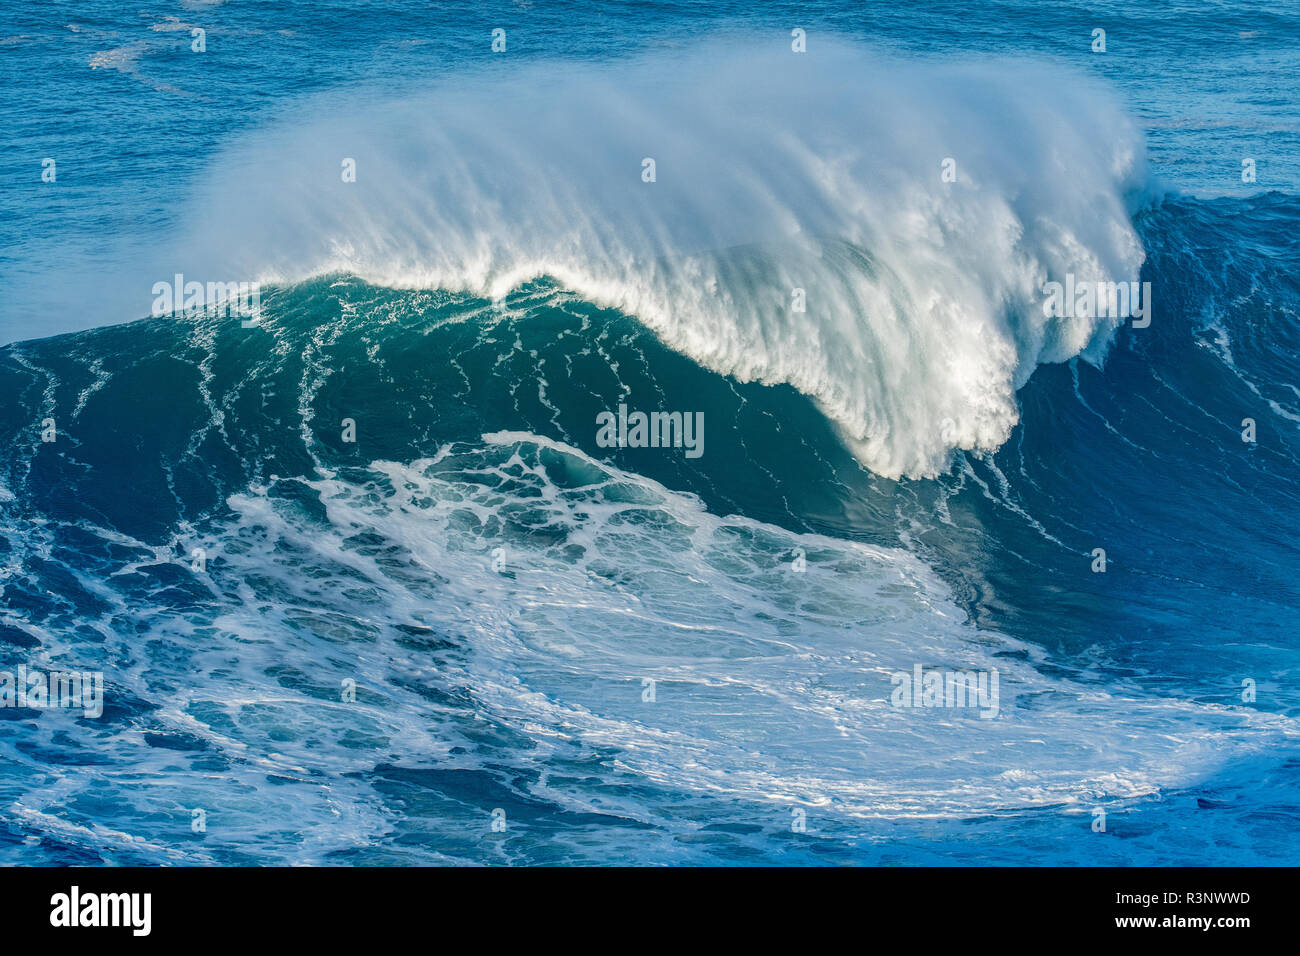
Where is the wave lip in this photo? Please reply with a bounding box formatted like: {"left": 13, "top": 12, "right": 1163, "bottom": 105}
{"left": 165, "top": 39, "right": 1151, "bottom": 477}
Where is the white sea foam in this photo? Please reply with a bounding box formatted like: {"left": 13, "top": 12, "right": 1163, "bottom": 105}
{"left": 1, "top": 433, "right": 1292, "bottom": 862}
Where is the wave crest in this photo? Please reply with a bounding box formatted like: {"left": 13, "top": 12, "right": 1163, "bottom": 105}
{"left": 176, "top": 39, "right": 1150, "bottom": 477}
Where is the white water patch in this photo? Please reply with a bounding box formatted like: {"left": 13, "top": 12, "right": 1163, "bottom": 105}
{"left": 181, "top": 434, "right": 1289, "bottom": 827}
{"left": 3, "top": 433, "right": 1292, "bottom": 861}
{"left": 159, "top": 39, "right": 1149, "bottom": 478}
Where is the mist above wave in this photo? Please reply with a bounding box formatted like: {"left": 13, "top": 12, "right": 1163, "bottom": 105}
{"left": 173, "top": 38, "right": 1149, "bottom": 477}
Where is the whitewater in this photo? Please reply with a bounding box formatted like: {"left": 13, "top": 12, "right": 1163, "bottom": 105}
{"left": 9, "top": 41, "right": 1153, "bottom": 478}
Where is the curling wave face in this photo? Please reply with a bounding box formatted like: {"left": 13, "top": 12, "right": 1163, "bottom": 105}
{"left": 164, "top": 41, "right": 1151, "bottom": 478}
{"left": 2, "top": 195, "right": 1299, "bottom": 862}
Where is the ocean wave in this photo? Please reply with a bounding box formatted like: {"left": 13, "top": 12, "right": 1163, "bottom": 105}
{"left": 2, "top": 188, "right": 1299, "bottom": 862}
{"left": 155, "top": 38, "right": 1153, "bottom": 478}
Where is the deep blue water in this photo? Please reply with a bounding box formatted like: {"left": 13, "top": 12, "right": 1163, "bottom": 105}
{"left": 0, "top": 1, "right": 1297, "bottom": 865}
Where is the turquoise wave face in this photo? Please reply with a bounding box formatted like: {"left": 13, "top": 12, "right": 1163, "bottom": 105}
{"left": 1, "top": 192, "right": 1298, "bottom": 864}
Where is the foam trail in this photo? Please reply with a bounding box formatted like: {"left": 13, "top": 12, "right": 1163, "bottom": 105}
{"left": 193, "top": 436, "right": 1295, "bottom": 826}
{"left": 168, "top": 41, "right": 1149, "bottom": 476}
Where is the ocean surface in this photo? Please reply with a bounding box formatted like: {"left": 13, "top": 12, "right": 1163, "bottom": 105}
{"left": 1, "top": 1, "right": 1298, "bottom": 865}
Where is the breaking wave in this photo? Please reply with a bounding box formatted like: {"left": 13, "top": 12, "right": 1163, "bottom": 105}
{"left": 150, "top": 39, "right": 1152, "bottom": 477}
